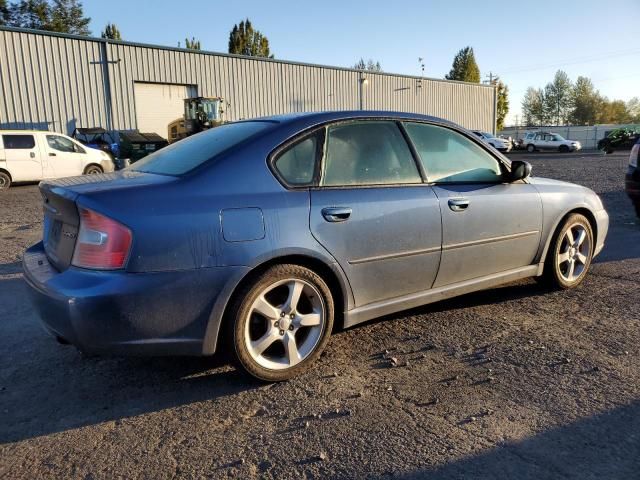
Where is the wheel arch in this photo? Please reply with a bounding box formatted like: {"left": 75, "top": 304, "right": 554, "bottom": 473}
{"left": 201, "top": 252, "right": 352, "bottom": 355}
{"left": 538, "top": 207, "right": 598, "bottom": 266}
{"left": 83, "top": 163, "right": 103, "bottom": 174}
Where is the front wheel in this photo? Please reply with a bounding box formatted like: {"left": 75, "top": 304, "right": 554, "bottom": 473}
{"left": 540, "top": 213, "right": 594, "bottom": 289}
{"left": 559, "top": 145, "right": 570, "bottom": 153}
{"left": 0, "top": 171, "right": 11, "bottom": 190}
{"left": 231, "top": 264, "right": 334, "bottom": 381}
{"left": 84, "top": 165, "right": 103, "bottom": 175}
{"left": 527, "top": 144, "right": 535, "bottom": 153}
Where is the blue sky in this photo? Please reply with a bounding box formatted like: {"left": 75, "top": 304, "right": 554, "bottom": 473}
{"left": 83, "top": 0, "right": 639, "bottom": 125}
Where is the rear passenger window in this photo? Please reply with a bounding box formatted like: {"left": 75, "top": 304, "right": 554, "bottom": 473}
{"left": 274, "top": 134, "right": 319, "bottom": 186}
{"left": 3, "top": 135, "right": 35, "bottom": 149}
{"left": 321, "top": 121, "right": 421, "bottom": 186}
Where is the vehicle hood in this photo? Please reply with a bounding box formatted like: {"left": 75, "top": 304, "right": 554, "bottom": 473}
{"left": 528, "top": 176, "right": 583, "bottom": 189}
{"left": 40, "top": 170, "right": 177, "bottom": 197}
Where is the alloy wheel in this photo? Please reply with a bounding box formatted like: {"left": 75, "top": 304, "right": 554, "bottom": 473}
{"left": 244, "top": 278, "right": 325, "bottom": 370}
{"left": 556, "top": 223, "right": 591, "bottom": 282}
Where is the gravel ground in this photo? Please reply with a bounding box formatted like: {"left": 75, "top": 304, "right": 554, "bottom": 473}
{"left": 1, "top": 151, "right": 639, "bottom": 479}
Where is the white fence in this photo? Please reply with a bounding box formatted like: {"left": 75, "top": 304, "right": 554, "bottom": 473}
{"left": 500, "top": 124, "right": 636, "bottom": 149}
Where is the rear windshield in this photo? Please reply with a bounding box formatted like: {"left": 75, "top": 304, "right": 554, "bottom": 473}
{"left": 129, "top": 121, "right": 273, "bottom": 175}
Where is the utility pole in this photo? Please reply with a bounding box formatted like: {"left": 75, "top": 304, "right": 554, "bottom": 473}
{"left": 484, "top": 72, "right": 499, "bottom": 86}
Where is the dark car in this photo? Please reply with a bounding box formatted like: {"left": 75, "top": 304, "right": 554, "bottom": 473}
{"left": 598, "top": 126, "right": 640, "bottom": 154}
{"left": 625, "top": 138, "right": 640, "bottom": 217}
{"left": 23, "top": 111, "right": 608, "bottom": 381}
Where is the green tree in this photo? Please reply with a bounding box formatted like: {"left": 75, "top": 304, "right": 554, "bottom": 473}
{"left": 184, "top": 37, "right": 201, "bottom": 50}
{"left": 353, "top": 58, "right": 382, "bottom": 72}
{"left": 8, "top": 0, "right": 49, "bottom": 29}
{"left": 228, "top": 19, "right": 273, "bottom": 58}
{"left": 496, "top": 81, "right": 509, "bottom": 131}
{"left": 543, "top": 70, "right": 573, "bottom": 125}
{"left": 0, "top": 0, "right": 11, "bottom": 25}
{"left": 626, "top": 97, "right": 640, "bottom": 122}
{"left": 569, "top": 76, "right": 600, "bottom": 125}
{"left": 445, "top": 46, "right": 480, "bottom": 83}
{"left": 522, "top": 87, "right": 547, "bottom": 126}
{"left": 101, "top": 22, "right": 121, "bottom": 40}
{"left": 598, "top": 99, "right": 632, "bottom": 124}
{"left": 8, "top": 0, "right": 90, "bottom": 34}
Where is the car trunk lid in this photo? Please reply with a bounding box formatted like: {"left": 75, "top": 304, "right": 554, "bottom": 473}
{"left": 40, "top": 183, "right": 80, "bottom": 271}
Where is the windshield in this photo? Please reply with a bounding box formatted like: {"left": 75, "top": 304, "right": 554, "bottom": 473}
{"left": 482, "top": 132, "right": 496, "bottom": 139}
{"left": 552, "top": 134, "right": 565, "bottom": 141}
{"left": 129, "top": 121, "right": 273, "bottom": 175}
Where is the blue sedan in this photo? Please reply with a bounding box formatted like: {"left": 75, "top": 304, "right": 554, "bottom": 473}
{"left": 23, "top": 111, "right": 609, "bottom": 381}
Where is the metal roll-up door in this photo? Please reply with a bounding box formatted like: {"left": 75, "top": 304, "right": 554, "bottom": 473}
{"left": 134, "top": 83, "right": 197, "bottom": 138}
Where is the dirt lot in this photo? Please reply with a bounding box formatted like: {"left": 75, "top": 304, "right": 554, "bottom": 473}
{"left": 1, "top": 151, "right": 639, "bottom": 479}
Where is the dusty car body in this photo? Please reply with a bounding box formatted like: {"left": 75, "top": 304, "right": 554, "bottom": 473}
{"left": 23, "top": 111, "right": 608, "bottom": 380}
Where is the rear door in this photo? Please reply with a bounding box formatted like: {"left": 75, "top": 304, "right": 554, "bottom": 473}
{"left": 42, "top": 134, "right": 84, "bottom": 178}
{"left": 308, "top": 120, "right": 442, "bottom": 307}
{"left": 2, "top": 133, "right": 42, "bottom": 181}
{"left": 403, "top": 122, "right": 542, "bottom": 287}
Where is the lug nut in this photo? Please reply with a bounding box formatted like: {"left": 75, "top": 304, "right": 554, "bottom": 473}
{"left": 289, "top": 325, "right": 294, "bottom": 331}
{"left": 279, "top": 330, "right": 285, "bottom": 336}
{"left": 290, "top": 314, "right": 295, "bottom": 319}
{"left": 280, "top": 312, "right": 285, "bottom": 317}
{"left": 274, "top": 321, "right": 279, "bottom": 327}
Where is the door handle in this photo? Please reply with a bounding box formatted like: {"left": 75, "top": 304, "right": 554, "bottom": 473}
{"left": 322, "top": 207, "right": 352, "bottom": 222}
{"left": 448, "top": 198, "right": 470, "bottom": 212}
{"left": 49, "top": 152, "right": 56, "bottom": 156}
{"left": 30, "top": 152, "right": 35, "bottom": 158}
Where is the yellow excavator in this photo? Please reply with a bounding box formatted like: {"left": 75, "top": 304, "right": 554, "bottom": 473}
{"left": 167, "top": 97, "right": 226, "bottom": 143}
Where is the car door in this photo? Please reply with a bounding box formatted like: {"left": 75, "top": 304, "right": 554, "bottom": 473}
{"left": 546, "top": 134, "right": 561, "bottom": 150}
{"left": 403, "top": 122, "right": 543, "bottom": 287}
{"left": 534, "top": 133, "right": 547, "bottom": 150}
{"left": 308, "top": 120, "right": 442, "bottom": 307}
{"left": 42, "top": 134, "right": 84, "bottom": 178}
{"left": 1, "top": 133, "right": 43, "bottom": 181}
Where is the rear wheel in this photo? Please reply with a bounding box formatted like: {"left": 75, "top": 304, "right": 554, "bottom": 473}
{"left": 231, "top": 264, "right": 334, "bottom": 381}
{"left": 527, "top": 144, "right": 535, "bottom": 153}
{"left": 559, "top": 145, "right": 570, "bottom": 153}
{"left": 0, "top": 171, "right": 11, "bottom": 190}
{"left": 84, "top": 165, "right": 103, "bottom": 175}
{"left": 540, "top": 213, "right": 594, "bottom": 289}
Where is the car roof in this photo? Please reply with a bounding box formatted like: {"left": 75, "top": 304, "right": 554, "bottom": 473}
{"left": 249, "top": 110, "right": 459, "bottom": 130}
{"left": 0, "top": 130, "right": 63, "bottom": 134}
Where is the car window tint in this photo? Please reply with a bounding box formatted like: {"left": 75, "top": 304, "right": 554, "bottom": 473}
{"left": 2, "top": 134, "right": 35, "bottom": 149}
{"left": 47, "top": 135, "right": 76, "bottom": 153}
{"left": 321, "top": 121, "right": 421, "bottom": 186}
{"left": 274, "top": 134, "right": 318, "bottom": 186}
{"left": 130, "top": 121, "right": 273, "bottom": 175}
{"left": 403, "top": 122, "right": 503, "bottom": 183}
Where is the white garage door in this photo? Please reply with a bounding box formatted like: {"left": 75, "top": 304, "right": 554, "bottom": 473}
{"left": 134, "top": 83, "right": 197, "bottom": 138}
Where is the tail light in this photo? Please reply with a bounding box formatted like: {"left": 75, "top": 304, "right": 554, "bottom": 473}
{"left": 72, "top": 208, "right": 132, "bottom": 270}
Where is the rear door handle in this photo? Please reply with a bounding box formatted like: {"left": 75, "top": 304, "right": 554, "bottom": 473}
{"left": 322, "top": 207, "right": 352, "bottom": 222}
{"left": 448, "top": 198, "right": 470, "bottom": 212}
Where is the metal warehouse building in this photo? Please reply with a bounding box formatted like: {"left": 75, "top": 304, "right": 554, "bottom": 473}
{"left": 0, "top": 26, "right": 497, "bottom": 139}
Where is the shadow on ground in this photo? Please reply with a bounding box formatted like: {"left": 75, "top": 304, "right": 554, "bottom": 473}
{"left": 396, "top": 400, "right": 640, "bottom": 479}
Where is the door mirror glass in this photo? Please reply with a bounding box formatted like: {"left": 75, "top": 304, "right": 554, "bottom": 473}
{"left": 508, "top": 160, "right": 532, "bottom": 181}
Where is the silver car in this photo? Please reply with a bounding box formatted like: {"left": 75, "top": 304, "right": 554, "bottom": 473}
{"left": 23, "top": 111, "right": 609, "bottom": 381}
{"left": 524, "top": 132, "right": 582, "bottom": 153}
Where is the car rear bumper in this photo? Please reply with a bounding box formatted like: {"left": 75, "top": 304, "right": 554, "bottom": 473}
{"left": 23, "top": 242, "right": 245, "bottom": 356}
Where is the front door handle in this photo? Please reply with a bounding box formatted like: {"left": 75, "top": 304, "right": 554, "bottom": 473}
{"left": 30, "top": 152, "right": 36, "bottom": 158}
{"left": 49, "top": 152, "right": 56, "bottom": 156}
{"left": 322, "top": 207, "right": 352, "bottom": 223}
{"left": 448, "top": 198, "right": 470, "bottom": 212}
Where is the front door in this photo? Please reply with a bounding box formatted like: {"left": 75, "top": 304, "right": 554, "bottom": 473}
{"left": 402, "top": 122, "right": 543, "bottom": 287}
{"left": 2, "top": 133, "right": 42, "bottom": 181}
{"left": 42, "top": 134, "right": 83, "bottom": 178}
{"left": 309, "top": 120, "right": 442, "bottom": 307}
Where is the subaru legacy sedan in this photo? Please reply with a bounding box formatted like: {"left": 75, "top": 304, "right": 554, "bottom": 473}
{"left": 23, "top": 111, "right": 609, "bottom": 381}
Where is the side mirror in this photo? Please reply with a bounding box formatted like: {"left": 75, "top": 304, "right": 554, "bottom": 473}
{"left": 508, "top": 160, "right": 532, "bottom": 182}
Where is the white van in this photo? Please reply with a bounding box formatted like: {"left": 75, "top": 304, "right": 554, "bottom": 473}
{"left": 0, "top": 130, "right": 115, "bottom": 189}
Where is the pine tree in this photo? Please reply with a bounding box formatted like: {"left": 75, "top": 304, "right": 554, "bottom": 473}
{"left": 496, "top": 81, "right": 509, "bottom": 131}
{"left": 101, "top": 22, "right": 121, "bottom": 40}
{"left": 445, "top": 47, "right": 480, "bottom": 83}
{"left": 353, "top": 58, "right": 382, "bottom": 72}
{"left": 543, "top": 70, "right": 573, "bottom": 125}
{"left": 522, "top": 87, "right": 547, "bottom": 126}
{"left": 8, "top": 0, "right": 50, "bottom": 29}
{"left": 228, "top": 19, "right": 273, "bottom": 58}
{"left": 185, "top": 37, "right": 201, "bottom": 50}
{"left": 0, "top": 0, "right": 11, "bottom": 25}
{"left": 48, "top": 0, "right": 90, "bottom": 35}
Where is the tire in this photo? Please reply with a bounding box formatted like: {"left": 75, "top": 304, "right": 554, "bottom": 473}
{"left": 0, "top": 171, "right": 11, "bottom": 190}
{"left": 84, "top": 165, "right": 103, "bottom": 175}
{"left": 527, "top": 144, "right": 535, "bottom": 153}
{"left": 539, "top": 213, "right": 594, "bottom": 289}
{"left": 230, "top": 264, "right": 334, "bottom": 381}
{"left": 559, "top": 145, "right": 570, "bottom": 153}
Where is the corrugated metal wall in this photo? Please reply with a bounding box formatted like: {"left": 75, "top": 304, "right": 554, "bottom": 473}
{"left": 0, "top": 27, "right": 496, "bottom": 136}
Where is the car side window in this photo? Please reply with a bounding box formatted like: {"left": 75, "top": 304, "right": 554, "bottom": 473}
{"left": 320, "top": 121, "right": 421, "bottom": 187}
{"left": 403, "top": 122, "right": 503, "bottom": 183}
{"left": 47, "top": 135, "right": 80, "bottom": 153}
{"left": 2, "top": 134, "right": 35, "bottom": 149}
{"left": 273, "top": 133, "right": 319, "bottom": 186}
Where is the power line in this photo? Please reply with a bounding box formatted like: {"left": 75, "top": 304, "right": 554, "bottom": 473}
{"left": 498, "top": 49, "right": 640, "bottom": 75}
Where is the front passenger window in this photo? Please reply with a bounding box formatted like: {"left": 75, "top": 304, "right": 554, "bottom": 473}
{"left": 46, "top": 135, "right": 80, "bottom": 153}
{"left": 403, "top": 123, "right": 503, "bottom": 183}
